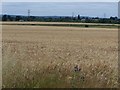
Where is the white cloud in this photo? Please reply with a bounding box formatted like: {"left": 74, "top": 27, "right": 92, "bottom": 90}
{"left": 1, "top": 0, "right": 119, "bottom": 2}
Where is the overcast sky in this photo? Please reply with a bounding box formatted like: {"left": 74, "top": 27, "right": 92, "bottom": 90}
{"left": 2, "top": 2, "right": 118, "bottom": 18}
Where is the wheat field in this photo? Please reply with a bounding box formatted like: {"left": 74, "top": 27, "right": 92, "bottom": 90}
{"left": 2, "top": 23, "right": 118, "bottom": 88}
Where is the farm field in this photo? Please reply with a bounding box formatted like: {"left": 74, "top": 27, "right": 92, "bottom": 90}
{"left": 2, "top": 21, "right": 119, "bottom": 25}
{"left": 2, "top": 22, "right": 118, "bottom": 88}
{"left": 2, "top": 22, "right": 119, "bottom": 28}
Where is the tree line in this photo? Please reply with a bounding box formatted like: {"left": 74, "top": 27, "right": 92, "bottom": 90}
{"left": 1, "top": 14, "right": 120, "bottom": 24}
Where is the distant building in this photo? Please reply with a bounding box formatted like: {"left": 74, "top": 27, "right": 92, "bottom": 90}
{"left": 19, "top": 20, "right": 24, "bottom": 22}
{"left": 93, "top": 19, "right": 99, "bottom": 22}
{"left": 81, "top": 19, "right": 86, "bottom": 22}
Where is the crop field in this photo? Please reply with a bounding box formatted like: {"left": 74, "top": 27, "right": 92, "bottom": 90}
{"left": 2, "top": 22, "right": 119, "bottom": 28}
{"left": 2, "top": 22, "right": 118, "bottom": 88}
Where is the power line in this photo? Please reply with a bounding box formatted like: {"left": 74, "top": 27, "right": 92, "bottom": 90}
{"left": 104, "top": 13, "right": 106, "bottom": 18}
{"left": 27, "top": 9, "right": 31, "bottom": 21}
{"left": 72, "top": 12, "right": 74, "bottom": 18}
{"left": 28, "top": 9, "right": 30, "bottom": 17}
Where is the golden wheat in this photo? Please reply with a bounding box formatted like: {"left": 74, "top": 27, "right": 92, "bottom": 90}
{"left": 2, "top": 24, "right": 118, "bottom": 88}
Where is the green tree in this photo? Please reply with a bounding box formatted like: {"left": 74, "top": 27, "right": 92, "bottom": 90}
{"left": 78, "top": 15, "right": 80, "bottom": 20}
{"left": 2, "top": 15, "right": 7, "bottom": 21}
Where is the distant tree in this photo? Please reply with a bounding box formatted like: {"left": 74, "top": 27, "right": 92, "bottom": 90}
{"left": 2, "top": 15, "right": 7, "bottom": 21}
{"left": 29, "top": 16, "right": 36, "bottom": 21}
{"left": 7, "top": 15, "right": 13, "bottom": 21}
{"left": 110, "top": 17, "right": 114, "bottom": 20}
{"left": 94, "top": 17, "right": 99, "bottom": 19}
{"left": 15, "top": 16, "right": 21, "bottom": 21}
{"left": 78, "top": 15, "right": 80, "bottom": 20}
{"left": 110, "top": 16, "right": 118, "bottom": 20}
